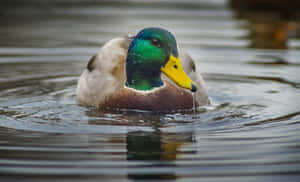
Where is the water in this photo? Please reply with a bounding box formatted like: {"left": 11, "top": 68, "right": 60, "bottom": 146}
{"left": 0, "top": 0, "right": 300, "bottom": 181}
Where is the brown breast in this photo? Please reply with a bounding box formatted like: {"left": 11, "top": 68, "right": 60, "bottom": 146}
{"left": 100, "top": 80, "right": 198, "bottom": 112}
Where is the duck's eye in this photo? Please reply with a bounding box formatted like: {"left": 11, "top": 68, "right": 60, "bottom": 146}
{"left": 150, "top": 38, "right": 161, "bottom": 48}
{"left": 173, "top": 65, "right": 178, "bottom": 69}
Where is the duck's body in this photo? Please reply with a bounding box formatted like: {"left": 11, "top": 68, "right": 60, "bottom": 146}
{"left": 101, "top": 79, "right": 195, "bottom": 112}
{"left": 76, "top": 28, "right": 209, "bottom": 112}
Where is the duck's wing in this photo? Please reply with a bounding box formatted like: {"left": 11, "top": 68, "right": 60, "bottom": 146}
{"left": 76, "top": 36, "right": 132, "bottom": 106}
{"left": 180, "top": 49, "right": 210, "bottom": 105}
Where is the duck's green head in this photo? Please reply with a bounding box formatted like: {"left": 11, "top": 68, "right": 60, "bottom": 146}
{"left": 126, "top": 27, "right": 197, "bottom": 92}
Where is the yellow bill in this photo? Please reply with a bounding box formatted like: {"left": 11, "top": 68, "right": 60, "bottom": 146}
{"left": 161, "top": 54, "right": 198, "bottom": 92}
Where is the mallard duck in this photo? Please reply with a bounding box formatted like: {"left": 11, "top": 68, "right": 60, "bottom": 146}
{"left": 76, "top": 27, "right": 209, "bottom": 112}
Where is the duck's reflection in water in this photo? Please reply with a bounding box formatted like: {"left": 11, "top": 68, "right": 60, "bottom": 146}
{"left": 127, "top": 129, "right": 194, "bottom": 180}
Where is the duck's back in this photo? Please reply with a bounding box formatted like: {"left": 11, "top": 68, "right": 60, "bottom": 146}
{"left": 76, "top": 37, "right": 131, "bottom": 106}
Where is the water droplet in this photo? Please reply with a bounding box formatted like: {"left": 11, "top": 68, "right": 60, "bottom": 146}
{"left": 192, "top": 93, "right": 196, "bottom": 115}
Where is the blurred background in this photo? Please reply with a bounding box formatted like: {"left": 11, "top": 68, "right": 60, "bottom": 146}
{"left": 0, "top": 0, "right": 300, "bottom": 182}
{"left": 1, "top": 0, "right": 300, "bottom": 49}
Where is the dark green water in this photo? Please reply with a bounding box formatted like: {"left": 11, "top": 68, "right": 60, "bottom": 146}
{"left": 0, "top": 0, "right": 300, "bottom": 181}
